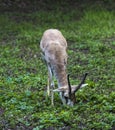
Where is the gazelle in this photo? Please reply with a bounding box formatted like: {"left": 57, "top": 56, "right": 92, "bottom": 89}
{"left": 40, "top": 29, "right": 88, "bottom": 106}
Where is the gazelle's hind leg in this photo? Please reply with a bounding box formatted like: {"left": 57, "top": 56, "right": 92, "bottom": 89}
{"left": 41, "top": 53, "right": 51, "bottom": 96}
{"left": 47, "top": 65, "right": 54, "bottom": 95}
{"left": 47, "top": 64, "right": 55, "bottom": 106}
{"left": 41, "top": 53, "right": 54, "bottom": 105}
{"left": 47, "top": 74, "right": 50, "bottom": 96}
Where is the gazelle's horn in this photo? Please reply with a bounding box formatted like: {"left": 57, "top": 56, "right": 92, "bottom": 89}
{"left": 73, "top": 73, "right": 88, "bottom": 93}
{"left": 67, "top": 74, "right": 71, "bottom": 98}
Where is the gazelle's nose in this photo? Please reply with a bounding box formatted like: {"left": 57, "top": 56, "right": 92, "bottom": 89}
{"left": 64, "top": 92, "right": 69, "bottom": 97}
{"left": 67, "top": 99, "right": 73, "bottom": 106}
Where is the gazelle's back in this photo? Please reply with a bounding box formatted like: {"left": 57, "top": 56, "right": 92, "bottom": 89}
{"left": 40, "top": 29, "right": 67, "bottom": 64}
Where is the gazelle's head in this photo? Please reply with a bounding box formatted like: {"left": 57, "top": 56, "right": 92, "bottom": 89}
{"left": 53, "top": 73, "right": 88, "bottom": 106}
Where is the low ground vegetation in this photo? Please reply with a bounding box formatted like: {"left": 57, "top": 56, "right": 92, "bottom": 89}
{"left": 0, "top": 1, "right": 115, "bottom": 130}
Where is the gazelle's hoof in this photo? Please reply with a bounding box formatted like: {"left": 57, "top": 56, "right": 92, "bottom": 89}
{"left": 47, "top": 89, "right": 50, "bottom": 96}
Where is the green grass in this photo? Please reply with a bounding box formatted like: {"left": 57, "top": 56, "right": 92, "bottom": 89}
{"left": 0, "top": 3, "right": 115, "bottom": 130}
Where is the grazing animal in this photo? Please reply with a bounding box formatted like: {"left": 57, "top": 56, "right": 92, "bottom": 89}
{"left": 40, "top": 29, "right": 88, "bottom": 106}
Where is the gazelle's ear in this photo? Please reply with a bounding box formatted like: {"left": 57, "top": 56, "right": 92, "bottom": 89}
{"left": 71, "top": 83, "right": 88, "bottom": 93}
{"left": 53, "top": 87, "right": 67, "bottom": 92}
{"left": 81, "top": 83, "right": 88, "bottom": 88}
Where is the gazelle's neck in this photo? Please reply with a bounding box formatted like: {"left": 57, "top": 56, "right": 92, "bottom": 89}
{"left": 53, "top": 64, "right": 68, "bottom": 88}
{"left": 57, "top": 71, "right": 68, "bottom": 87}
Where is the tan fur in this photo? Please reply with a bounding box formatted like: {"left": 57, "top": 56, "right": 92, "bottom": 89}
{"left": 40, "top": 29, "right": 88, "bottom": 106}
{"left": 40, "top": 29, "right": 68, "bottom": 88}
{"left": 40, "top": 29, "right": 71, "bottom": 105}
